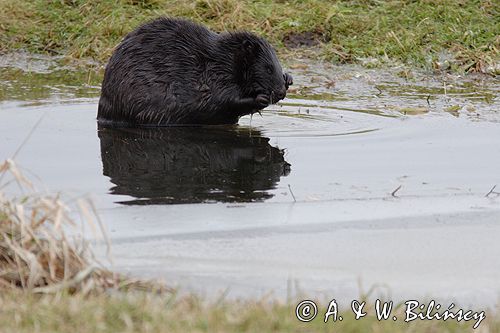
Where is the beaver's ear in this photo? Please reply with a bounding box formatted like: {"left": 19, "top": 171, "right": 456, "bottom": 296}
{"left": 241, "top": 39, "right": 258, "bottom": 55}
{"left": 237, "top": 40, "right": 260, "bottom": 69}
{"left": 232, "top": 36, "right": 260, "bottom": 84}
{"left": 234, "top": 39, "right": 258, "bottom": 75}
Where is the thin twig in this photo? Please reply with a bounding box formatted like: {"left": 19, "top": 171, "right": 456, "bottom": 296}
{"left": 12, "top": 113, "right": 46, "bottom": 159}
{"left": 391, "top": 185, "right": 402, "bottom": 197}
{"left": 288, "top": 184, "right": 296, "bottom": 202}
{"left": 88, "top": 199, "right": 112, "bottom": 261}
{"left": 485, "top": 185, "right": 498, "bottom": 198}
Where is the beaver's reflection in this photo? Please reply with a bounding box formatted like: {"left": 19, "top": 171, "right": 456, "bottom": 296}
{"left": 98, "top": 126, "right": 291, "bottom": 205}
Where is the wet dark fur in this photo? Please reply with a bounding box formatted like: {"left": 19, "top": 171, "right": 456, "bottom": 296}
{"left": 98, "top": 17, "right": 293, "bottom": 126}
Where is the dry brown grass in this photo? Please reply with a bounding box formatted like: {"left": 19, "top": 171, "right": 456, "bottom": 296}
{"left": 0, "top": 158, "right": 168, "bottom": 295}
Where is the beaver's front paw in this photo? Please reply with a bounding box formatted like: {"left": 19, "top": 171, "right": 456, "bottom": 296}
{"left": 255, "top": 94, "right": 270, "bottom": 109}
{"left": 284, "top": 73, "right": 293, "bottom": 89}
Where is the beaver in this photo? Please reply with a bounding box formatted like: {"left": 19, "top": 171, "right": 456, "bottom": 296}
{"left": 98, "top": 17, "right": 293, "bottom": 126}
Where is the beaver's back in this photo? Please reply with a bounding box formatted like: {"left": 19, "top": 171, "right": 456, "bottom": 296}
{"left": 98, "top": 18, "right": 219, "bottom": 125}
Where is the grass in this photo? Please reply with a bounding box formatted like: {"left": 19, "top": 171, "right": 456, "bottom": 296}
{"left": 1, "top": 291, "right": 500, "bottom": 333}
{"left": 0, "top": 159, "right": 167, "bottom": 294}
{"left": 0, "top": 0, "right": 498, "bottom": 73}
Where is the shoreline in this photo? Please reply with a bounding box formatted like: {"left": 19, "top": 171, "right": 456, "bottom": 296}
{"left": 1, "top": 0, "right": 498, "bottom": 74}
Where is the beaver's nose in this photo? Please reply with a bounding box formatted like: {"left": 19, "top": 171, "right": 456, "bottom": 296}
{"left": 283, "top": 72, "right": 293, "bottom": 89}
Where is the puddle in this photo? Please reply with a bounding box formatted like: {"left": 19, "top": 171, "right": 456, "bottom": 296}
{"left": 0, "top": 67, "right": 100, "bottom": 103}
{"left": 1, "top": 54, "right": 500, "bottom": 306}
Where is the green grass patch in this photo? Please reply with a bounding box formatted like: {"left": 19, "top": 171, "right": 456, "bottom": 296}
{"left": 1, "top": 290, "right": 500, "bottom": 333}
{"left": 0, "top": 0, "right": 498, "bottom": 73}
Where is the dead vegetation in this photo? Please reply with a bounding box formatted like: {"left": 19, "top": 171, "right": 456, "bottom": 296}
{"left": 0, "top": 158, "right": 168, "bottom": 295}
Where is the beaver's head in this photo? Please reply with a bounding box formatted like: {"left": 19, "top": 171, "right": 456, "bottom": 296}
{"left": 230, "top": 33, "right": 292, "bottom": 103}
